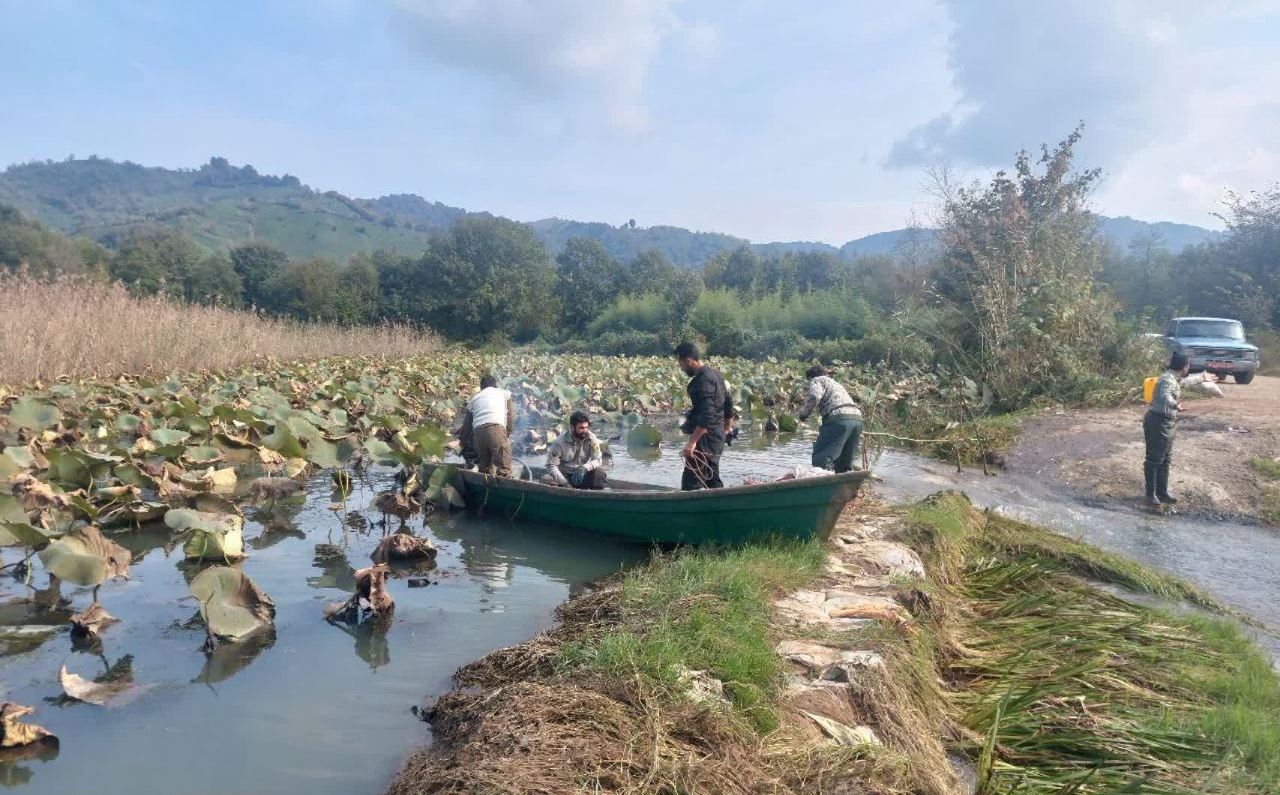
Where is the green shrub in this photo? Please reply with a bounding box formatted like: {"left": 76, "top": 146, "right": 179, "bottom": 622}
{"left": 587, "top": 292, "right": 670, "bottom": 335}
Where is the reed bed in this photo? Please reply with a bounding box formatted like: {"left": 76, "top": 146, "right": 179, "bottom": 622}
{"left": 0, "top": 273, "right": 437, "bottom": 385}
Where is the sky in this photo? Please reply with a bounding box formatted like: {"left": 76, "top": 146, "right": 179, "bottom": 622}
{"left": 2, "top": 0, "right": 1278, "bottom": 244}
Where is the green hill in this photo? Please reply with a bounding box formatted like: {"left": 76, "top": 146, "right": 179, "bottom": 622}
{"left": 0, "top": 156, "right": 1220, "bottom": 267}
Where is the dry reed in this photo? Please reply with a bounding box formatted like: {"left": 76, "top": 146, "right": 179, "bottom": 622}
{"left": 0, "top": 273, "right": 437, "bottom": 385}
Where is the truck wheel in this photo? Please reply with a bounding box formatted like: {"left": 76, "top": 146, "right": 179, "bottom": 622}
{"left": 1234, "top": 371, "right": 1255, "bottom": 385}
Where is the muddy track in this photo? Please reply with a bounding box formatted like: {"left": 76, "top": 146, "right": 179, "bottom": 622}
{"left": 1008, "top": 375, "right": 1280, "bottom": 523}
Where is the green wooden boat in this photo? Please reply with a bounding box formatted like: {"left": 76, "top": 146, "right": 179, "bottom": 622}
{"left": 422, "top": 463, "right": 869, "bottom": 545}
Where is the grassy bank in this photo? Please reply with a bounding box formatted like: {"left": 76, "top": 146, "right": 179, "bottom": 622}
{"left": 557, "top": 540, "right": 827, "bottom": 732}
{"left": 390, "top": 494, "right": 1280, "bottom": 795}
{"left": 0, "top": 273, "right": 436, "bottom": 384}
{"left": 902, "top": 493, "right": 1280, "bottom": 793}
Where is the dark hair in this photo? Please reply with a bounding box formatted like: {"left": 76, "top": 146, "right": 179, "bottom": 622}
{"left": 674, "top": 341, "right": 701, "bottom": 360}
{"left": 805, "top": 365, "right": 828, "bottom": 379}
{"left": 1168, "top": 352, "right": 1189, "bottom": 372}
{"left": 480, "top": 374, "right": 498, "bottom": 389}
{"left": 569, "top": 410, "right": 590, "bottom": 426}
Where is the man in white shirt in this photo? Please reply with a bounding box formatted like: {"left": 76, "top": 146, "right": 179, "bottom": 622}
{"left": 543, "top": 410, "right": 607, "bottom": 489}
{"left": 464, "top": 374, "right": 515, "bottom": 477}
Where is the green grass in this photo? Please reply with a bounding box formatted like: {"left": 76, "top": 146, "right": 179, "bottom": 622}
{"left": 1250, "top": 458, "right": 1280, "bottom": 481}
{"left": 557, "top": 539, "right": 826, "bottom": 732}
{"left": 1249, "top": 458, "right": 1280, "bottom": 524}
{"left": 901, "top": 492, "right": 1280, "bottom": 794}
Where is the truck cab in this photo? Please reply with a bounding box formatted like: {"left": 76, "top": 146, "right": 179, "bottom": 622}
{"left": 1164, "top": 317, "right": 1261, "bottom": 384}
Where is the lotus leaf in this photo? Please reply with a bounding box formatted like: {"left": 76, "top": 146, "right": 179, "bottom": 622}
{"left": 38, "top": 526, "right": 132, "bottom": 585}
{"left": 405, "top": 424, "right": 446, "bottom": 459}
{"left": 626, "top": 424, "right": 662, "bottom": 448}
{"left": 7, "top": 398, "right": 62, "bottom": 431}
{"left": 114, "top": 413, "right": 143, "bottom": 434}
{"left": 189, "top": 565, "right": 275, "bottom": 641}
{"left": 149, "top": 428, "right": 191, "bottom": 446}
{"left": 182, "top": 445, "right": 224, "bottom": 465}
{"left": 777, "top": 413, "right": 799, "bottom": 432}
{"left": 0, "top": 702, "right": 56, "bottom": 749}
{"left": 260, "top": 422, "right": 306, "bottom": 458}
{"left": 305, "top": 437, "right": 340, "bottom": 468}
{"left": 363, "top": 439, "right": 399, "bottom": 466}
{"left": 59, "top": 658, "right": 147, "bottom": 706}
{"left": 167, "top": 508, "right": 245, "bottom": 560}
{"left": 69, "top": 601, "right": 116, "bottom": 638}
{"left": 2, "top": 446, "right": 35, "bottom": 469}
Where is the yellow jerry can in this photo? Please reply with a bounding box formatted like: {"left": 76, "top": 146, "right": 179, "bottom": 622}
{"left": 1143, "top": 376, "right": 1158, "bottom": 404}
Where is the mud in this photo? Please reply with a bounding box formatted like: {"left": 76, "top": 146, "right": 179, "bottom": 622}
{"left": 1010, "top": 375, "right": 1280, "bottom": 523}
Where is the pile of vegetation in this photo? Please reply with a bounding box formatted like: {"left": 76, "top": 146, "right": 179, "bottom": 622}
{"left": 899, "top": 493, "right": 1280, "bottom": 793}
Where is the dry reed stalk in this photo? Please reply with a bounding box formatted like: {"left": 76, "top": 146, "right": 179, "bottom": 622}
{"left": 0, "top": 273, "right": 437, "bottom": 385}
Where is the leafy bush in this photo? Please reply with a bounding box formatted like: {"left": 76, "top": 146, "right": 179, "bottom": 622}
{"left": 587, "top": 293, "right": 671, "bottom": 336}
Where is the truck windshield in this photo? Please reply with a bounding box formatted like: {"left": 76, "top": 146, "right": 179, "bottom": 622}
{"left": 1177, "top": 320, "right": 1244, "bottom": 340}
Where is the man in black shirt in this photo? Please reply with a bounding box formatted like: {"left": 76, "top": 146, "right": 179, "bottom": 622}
{"left": 675, "top": 342, "right": 734, "bottom": 490}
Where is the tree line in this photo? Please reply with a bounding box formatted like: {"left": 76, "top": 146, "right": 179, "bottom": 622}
{"left": 2, "top": 131, "right": 1276, "bottom": 409}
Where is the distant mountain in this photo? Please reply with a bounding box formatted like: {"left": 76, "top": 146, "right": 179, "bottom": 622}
{"left": 1094, "top": 216, "right": 1220, "bottom": 252}
{"left": 0, "top": 156, "right": 1220, "bottom": 267}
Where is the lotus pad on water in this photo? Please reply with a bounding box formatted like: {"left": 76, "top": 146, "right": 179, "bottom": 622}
{"left": 166, "top": 508, "right": 245, "bottom": 561}
{"left": 37, "top": 526, "right": 132, "bottom": 586}
{"left": 189, "top": 565, "right": 275, "bottom": 641}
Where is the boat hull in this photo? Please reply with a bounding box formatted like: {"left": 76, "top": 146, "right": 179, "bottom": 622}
{"left": 424, "top": 464, "right": 868, "bottom": 545}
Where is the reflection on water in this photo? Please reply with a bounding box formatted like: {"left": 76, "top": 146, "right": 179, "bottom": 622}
{"left": 4, "top": 419, "right": 1273, "bottom": 792}
{"left": 0, "top": 468, "right": 646, "bottom": 794}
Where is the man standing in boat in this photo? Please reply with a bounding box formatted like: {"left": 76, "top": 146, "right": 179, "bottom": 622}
{"left": 797, "top": 365, "right": 863, "bottom": 473}
{"left": 543, "top": 410, "right": 608, "bottom": 489}
{"left": 465, "top": 374, "right": 516, "bottom": 478}
{"left": 675, "top": 342, "right": 734, "bottom": 490}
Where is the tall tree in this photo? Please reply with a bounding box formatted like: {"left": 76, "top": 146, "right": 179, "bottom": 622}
{"left": 183, "top": 255, "right": 243, "bottom": 306}
{"left": 419, "top": 216, "right": 557, "bottom": 341}
{"left": 554, "top": 237, "right": 623, "bottom": 332}
{"left": 109, "top": 228, "right": 201, "bottom": 296}
{"left": 230, "top": 242, "right": 288, "bottom": 309}
{"left": 623, "top": 249, "right": 677, "bottom": 296}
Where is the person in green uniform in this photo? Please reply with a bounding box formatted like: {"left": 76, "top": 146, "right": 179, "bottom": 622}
{"left": 1144, "top": 352, "right": 1191, "bottom": 506}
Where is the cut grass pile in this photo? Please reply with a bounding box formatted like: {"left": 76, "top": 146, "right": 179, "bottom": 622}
{"left": 557, "top": 539, "right": 827, "bottom": 732}
{"left": 903, "top": 492, "right": 1280, "bottom": 794}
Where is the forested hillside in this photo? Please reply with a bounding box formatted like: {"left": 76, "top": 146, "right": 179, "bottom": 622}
{"left": 1, "top": 156, "right": 1217, "bottom": 267}
{"left": 2, "top": 134, "right": 1275, "bottom": 391}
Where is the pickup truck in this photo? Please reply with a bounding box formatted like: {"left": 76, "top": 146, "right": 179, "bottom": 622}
{"left": 1164, "top": 316, "right": 1261, "bottom": 384}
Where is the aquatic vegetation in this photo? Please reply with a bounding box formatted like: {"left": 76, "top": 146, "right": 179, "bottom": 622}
{"left": 189, "top": 565, "right": 276, "bottom": 643}
{"left": 0, "top": 702, "right": 55, "bottom": 751}
{"left": 326, "top": 563, "right": 395, "bottom": 623}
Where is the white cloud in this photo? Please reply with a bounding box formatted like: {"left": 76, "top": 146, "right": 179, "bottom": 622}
{"left": 887, "top": 1, "right": 1195, "bottom": 168}
{"left": 390, "top": 0, "right": 713, "bottom": 133}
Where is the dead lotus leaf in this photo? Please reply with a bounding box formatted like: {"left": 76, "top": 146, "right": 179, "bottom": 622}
{"left": 189, "top": 565, "right": 275, "bottom": 641}
{"left": 371, "top": 533, "right": 436, "bottom": 565}
{"left": 325, "top": 563, "right": 394, "bottom": 621}
{"left": 246, "top": 476, "right": 302, "bottom": 501}
{"left": 58, "top": 663, "right": 146, "bottom": 707}
{"left": 10, "top": 473, "right": 70, "bottom": 512}
{"left": 0, "top": 702, "right": 56, "bottom": 749}
{"left": 37, "top": 525, "right": 132, "bottom": 586}
{"left": 70, "top": 601, "right": 117, "bottom": 638}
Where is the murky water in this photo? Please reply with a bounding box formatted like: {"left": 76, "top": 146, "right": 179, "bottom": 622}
{"left": 0, "top": 469, "right": 647, "bottom": 794}
{"left": 3, "top": 419, "right": 1276, "bottom": 792}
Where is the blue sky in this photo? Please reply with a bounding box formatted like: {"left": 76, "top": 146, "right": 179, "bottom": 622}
{"left": 2, "top": 1, "right": 1278, "bottom": 243}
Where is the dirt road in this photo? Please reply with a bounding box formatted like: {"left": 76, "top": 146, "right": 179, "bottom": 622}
{"left": 1009, "top": 375, "right": 1280, "bottom": 523}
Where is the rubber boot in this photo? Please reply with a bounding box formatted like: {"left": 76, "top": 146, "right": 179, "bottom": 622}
{"left": 1144, "top": 465, "right": 1161, "bottom": 507}
{"left": 1156, "top": 464, "right": 1177, "bottom": 504}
